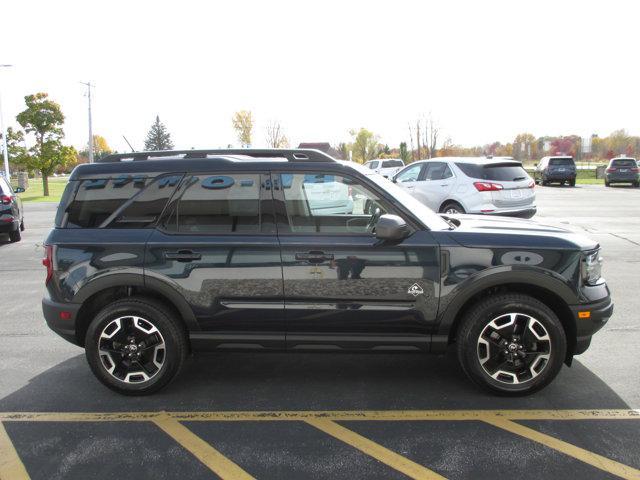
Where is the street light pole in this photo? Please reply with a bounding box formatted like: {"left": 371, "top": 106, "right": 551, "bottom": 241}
{"left": 0, "top": 64, "right": 13, "bottom": 179}
{"left": 80, "top": 81, "right": 94, "bottom": 163}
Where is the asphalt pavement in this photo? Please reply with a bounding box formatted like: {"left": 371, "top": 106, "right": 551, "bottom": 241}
{"left": 0, "top": 184, "right": 639, "bottom": 479}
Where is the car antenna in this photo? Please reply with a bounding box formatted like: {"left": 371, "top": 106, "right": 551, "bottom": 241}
{"left": 122, "top": 135, "right": 136, "bottom": 153}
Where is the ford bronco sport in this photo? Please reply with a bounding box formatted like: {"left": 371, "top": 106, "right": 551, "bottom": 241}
{"left": 42, "top": 149, "right": 613, "bottom": 395}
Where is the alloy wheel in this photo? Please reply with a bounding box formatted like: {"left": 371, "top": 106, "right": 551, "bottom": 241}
{"left": 98, "top": 316, "right": 166, "bottom": 383}
{"left": 476, "top": 312, "right": 551, "bottom": 385}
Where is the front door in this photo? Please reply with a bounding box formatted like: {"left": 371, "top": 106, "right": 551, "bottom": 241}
{"left": 273, "top": 170, "right": 440, "bottom": 351}
{"left": 145, "top": 171, "right": 285, "bottom": 349}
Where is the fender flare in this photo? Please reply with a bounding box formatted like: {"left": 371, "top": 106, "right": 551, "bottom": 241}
{"left": 436, "top": 266, "right": 578, "bottom": 337}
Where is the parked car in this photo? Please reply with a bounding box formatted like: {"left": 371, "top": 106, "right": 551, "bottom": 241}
{"left": 392, "top": 157, "right": 536, "bottom": 218}
{"left": 605, "top": 157, "right": 639, "bottom": 187}
{"left": 363, "top": 158, "right": 405, "bottom": 178}
{"left": 534, "top": 156, "right": 577, "bottom": 186}
{"left": 0, "top": 176, "right": 25, "bottom": 242}
{"left": 43, "top": 149, "right": 612, "bottom": 396}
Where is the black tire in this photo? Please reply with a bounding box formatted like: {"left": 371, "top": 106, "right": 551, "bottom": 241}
{"left": 457, "top": 293, "right": 566, "bottom": 396}
{"left": 9, "top": 228, "right": 21, "bottom": 243}
{"left": 20, "top": 220, "right": 25, "bottom": 232}
{"left": 633, "top": 181, "right": 639, "bottom": 188}
{"left": 541, "top": 179, "right": 548, "bottom": 186}
{"left": 440, "top": 201, "right": 465, "bottom": 215}
{"left": 605, "top": 181, "right": 610, "bottom": 187}
{"left": 85, "top": 297, "right": 188, "bottom": 395}
{"left": 569, "top": 179, "right": 576, "bottom": 187}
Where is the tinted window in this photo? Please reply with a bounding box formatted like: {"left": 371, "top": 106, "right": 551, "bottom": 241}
{"left": 456, "top": 163, "right": 528, "bottom": 181}
{"left": 424, "top": 162, "right": 452, "bottom": 180}
{"left": 279, "top": 172, "right": 393, "bottom": 234}
{"left": 54, "top": 181, "right": 79, "bottom": 227}
{"left": 549, "top": 157, "right": 574, "bottom": 166}
{"left": 108, "top": 174, "right": 183, "bottom": 228}
{"left": 164, "top": 173, "right": 266, "bottom": 234}
{"left": 611, "top": 159, "right": 636, "bottom": 167}
{"left": 66, "top": 175, "right": 149, "bottom": 228}
{"left": 382, "top": 160, "right": 404, "bottom": 168}
{"left": 395, "top": 164, "right": 421, "bottom": 182}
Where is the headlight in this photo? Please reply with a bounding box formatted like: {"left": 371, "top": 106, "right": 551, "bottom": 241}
{"left": 581, "top": 249, "right": 603, "bottom": 285}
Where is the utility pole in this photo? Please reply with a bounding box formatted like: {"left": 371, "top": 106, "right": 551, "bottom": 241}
{"left": 80, "top": 81, "right": 94, "bottom": 163}
{"left": 0, "top": 64, "right": 13, "bottom": 179}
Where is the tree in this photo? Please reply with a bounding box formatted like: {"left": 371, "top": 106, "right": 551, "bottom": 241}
{"left": 1, "top": 127, "right": 29, "bottom": 172}
{"left": 399, "top": 142, "right": 411, "bottom": 164}
{"left": 144, "top": 116, "right": 174, "bottom": 151}
{"left": 264, "top": 121, "right": 289, "bottom": 148}
{"left": 425, "top": 114, "right": 439, "bottom": 158}
{"left": 513, "top": 133, "right": 536, "bottom": 161}
{"left": 79, "top": 134, "right": 112, "bottom": 161}
{"left": 16, "top": 93, "right": 75, "bottom": 196}
{"left": 232, "top": 110, "right": 253, "bottom": 147}
{"left": 349, "top": 128, "right": 379, "bottom": 163}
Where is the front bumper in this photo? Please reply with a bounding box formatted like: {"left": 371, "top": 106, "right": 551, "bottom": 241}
{"left": 42, "top": 297, "right": 82, "bottom": 346}
{"left": 569, "top": 295, "right": 614, "bottom": 355}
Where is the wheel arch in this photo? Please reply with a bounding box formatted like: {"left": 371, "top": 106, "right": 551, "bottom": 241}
{"left": 435, "top": 271, "right": 578, "bottom": 362}
{"left": 73, "top": 274, "right": 198, "bottom": 347}
{"left": 438, "top": 198, "right": 466, "bottom": 213}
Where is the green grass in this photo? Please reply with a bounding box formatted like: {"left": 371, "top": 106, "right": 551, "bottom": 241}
{"left": 14, "top": 177, "right": 69, "bottom": 203}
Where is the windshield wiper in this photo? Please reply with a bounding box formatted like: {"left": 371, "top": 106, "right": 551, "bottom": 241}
{"left": 512, "top": 176, "right": 526, "bottom": 181}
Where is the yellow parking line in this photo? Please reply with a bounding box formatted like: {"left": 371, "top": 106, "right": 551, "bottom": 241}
{"left": 1, "top": 409, "right": 638, "bottom": 422}
{"left": 0, "top": 421, "right": 29, "bottom": 480}
{"left": 152, "top": 415, "right": 255, "bottom": 480}
{"left": 483, "top": 417, "right": 640, "bottom": 480}
{"left": 306, "top": 418, "right": 446, "bottom": 480}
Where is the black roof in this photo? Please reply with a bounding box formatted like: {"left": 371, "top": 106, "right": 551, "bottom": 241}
{"left": 70, "top": 149, "right": 340, "bottom": 180}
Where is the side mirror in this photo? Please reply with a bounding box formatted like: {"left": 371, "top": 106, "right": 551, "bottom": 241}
{"left": 533, "top": 163, "right": 538, "bottom": 168}
{"left": 14, "top": 187, "right": 25, "bottom": 193}
{"left": 392, "top": 176, "right": 398, "bottom": 183}
{"left": 375, "top": 214, "right": 410, "bottom": 241}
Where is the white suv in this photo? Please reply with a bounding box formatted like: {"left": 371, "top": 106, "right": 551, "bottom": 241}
{"left": 392, "top": 157, "right": 536, "bottom": 218}
{"left": 363, "top": 159, "right": 405, "bottom": 178}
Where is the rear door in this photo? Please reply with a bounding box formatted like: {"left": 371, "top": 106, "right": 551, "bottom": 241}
{"left": 273, "top": 169, "right": 440, "bottom": 351}
{"left": 145, "top": 171, "right": 285, "bottom": 349}
{"left": 420, "top": 162, "right": 455, "bottom": 209}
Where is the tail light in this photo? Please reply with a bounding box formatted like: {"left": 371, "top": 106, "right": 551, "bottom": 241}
{"left": 0, "top": 194, "right": 14, "bottom": 205}
{"left": 528, "top": 181, "right": 535, "bottom": 188}
{"left": 43, "top": 245, "right": 54, "bottom": 285}
{"left": 473, "top": 182, "right": 504, "bottom": 192}
{"left": 631, "top": 167, "right": 639, "bottom": 173}
{"left": 606, "top": 168, "right": 616, "bottom": 173}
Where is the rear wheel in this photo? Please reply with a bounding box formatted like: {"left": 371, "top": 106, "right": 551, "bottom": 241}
{"left": 541, "top": 178, "right": 548, "bottom": 186}
{"left": 568, "top": 179, "right": 576, "bottom": 187}
{"left": 605, "top": 180, "right": 610, "bottom": 187}
{"left": 85, "top": 297, "right": 187, "bottom": 395}
{"left": 457, "top": 293, "right": 566, "bottom": 395}
{"left": 9, "top": 228, "right": 21, "bottom": 242}
{"left": 633, "top": 181, "right": 639, "bottom": 188}
{"left": 20, "top": 220, "right": 25, "bottom": 231}
{"left": 440, "top": 201, "right": 465, "bottom": 215}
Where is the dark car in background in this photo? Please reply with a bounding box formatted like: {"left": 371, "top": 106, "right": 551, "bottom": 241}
{"left": 534, "top": 156, "right": 577, "bottom": 186}
{"left": 605, "top": 157, "right": 639, "bottom": 187}
{"left": 0, "top": 175, "right": 25, "bottom": 242}
{"left": 42, "top": 149, "right": 612, "bottom": 396}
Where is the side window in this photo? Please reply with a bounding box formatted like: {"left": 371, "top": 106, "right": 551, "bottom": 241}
{"left": 278, "top": 172, "right": 394, "bottom": 234}
{"left": 66, "top": 176, "right": 149, "bottom": 228}
{"left": 424, "top": 162, "right": 449, "bottom": 180}
{"left": 395, "top": 164, "right": 421, "bottom": 182}
{"left": 108, "top": 174, "right": 183, "bottom": 228}
{"left": 163, "top": 173, "right": 271, "bottom": 234}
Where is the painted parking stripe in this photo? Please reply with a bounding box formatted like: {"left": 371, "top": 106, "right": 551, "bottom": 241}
{"left": 1, "top": 409, "right": 638, "bottom": 422}
{"left": 153, "top": 416, "right": 255, "bottom": 480}
{"left": 306, "top": 418, "right": 446, "bottom": 480}
{"left": 0, "top": 422, "right": 29, "bottom": 480}
{"left": 483, "top": 417, "right": 640, "bottom": 480}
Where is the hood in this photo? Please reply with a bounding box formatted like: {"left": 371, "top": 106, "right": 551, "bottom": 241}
{"left": 442, "top": 214, "right": 599, "bottom": 251}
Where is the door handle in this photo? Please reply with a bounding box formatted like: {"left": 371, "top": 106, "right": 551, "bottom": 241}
{"left": 440, "top": 184, "right": 450, "bottom": 187}
{"left": 406, "top": 185, "right": 415, "bottom": 189}
{"left": 295, "top": 251, "right": 335, "bottom": 263}
{"left": 164, "top": 250, "right": 202, "bottom": 262}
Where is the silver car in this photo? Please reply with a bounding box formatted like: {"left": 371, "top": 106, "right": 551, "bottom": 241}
{"left": 393, "top": 157, "right": 536, "bottom": 218}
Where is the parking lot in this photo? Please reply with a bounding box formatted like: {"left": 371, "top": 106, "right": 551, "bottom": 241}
{"left": 1, "top": 184, "right": 639, "bottom": 479}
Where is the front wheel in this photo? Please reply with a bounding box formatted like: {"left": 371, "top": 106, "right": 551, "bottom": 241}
{"left": 457, "top": 293, "right": 566, "bottom": 395}
{"left": 85, "top": 297, "right": 187, "bottom": 395}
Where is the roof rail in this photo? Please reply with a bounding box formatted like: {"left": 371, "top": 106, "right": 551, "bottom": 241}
{"left": 97, "top": 149, "right": 336, "bottom": 163}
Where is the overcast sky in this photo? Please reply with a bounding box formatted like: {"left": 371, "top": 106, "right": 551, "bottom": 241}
{"left": 1, "top": 0, "right": 638, "bottom": 153}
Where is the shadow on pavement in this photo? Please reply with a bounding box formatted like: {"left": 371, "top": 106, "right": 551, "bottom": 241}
{"left": 0, "top": 351, "right": 630, "bottom": 412}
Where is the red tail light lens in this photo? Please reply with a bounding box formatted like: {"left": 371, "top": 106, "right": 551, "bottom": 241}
{"left": 631, "top": 167, "right": 639, "bottom": 173}
{"left": 43, "top": 245, "right": 53, "bottom": 285}
{"left": 528, "top": 181, "right": 535, "bottom": 188}
{"left": 473, "top": 182, "right": 504, "bottom": 192}
{"left": 606, "top": 168, "right": 616, "bottom": 173}
{"left": 0, "top": 194, "right": 14, "bottom": 205}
